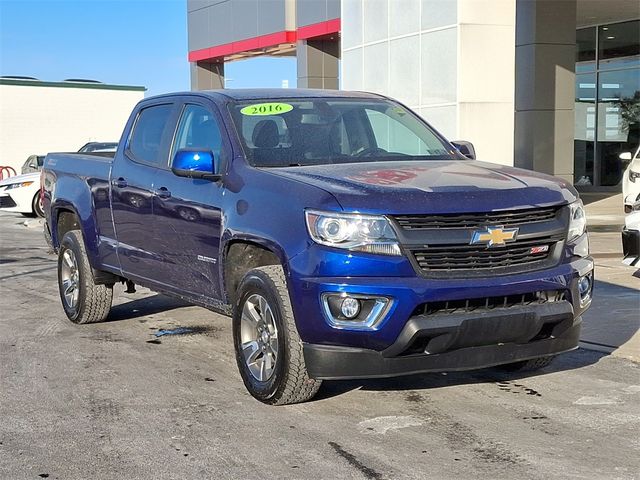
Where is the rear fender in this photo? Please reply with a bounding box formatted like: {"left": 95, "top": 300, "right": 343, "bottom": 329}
{"left": 51, "top": 200, "right": 101, "bottom": 270}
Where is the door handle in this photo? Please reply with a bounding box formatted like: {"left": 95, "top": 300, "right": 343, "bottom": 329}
{"left": 154, "top": 187, "right": 172, "bottom": 199}
{"left": 111, "top": 177, "right": 127, "bottom": 188}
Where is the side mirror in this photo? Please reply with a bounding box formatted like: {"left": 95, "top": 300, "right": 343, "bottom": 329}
{"left": 619, "top": 152, "right": 632, "bottom": 161}
{"left": 171, "top": 149, "right": 220, "bottom": 180}
{"left": 452, "top": 140, "right": 476, "bottom": 160}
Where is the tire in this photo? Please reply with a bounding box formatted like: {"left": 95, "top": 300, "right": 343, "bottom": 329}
{"left": 499, "top": 355, "right": 556, "bottom": 372}
{"left": 57, "top": 230, "right": 113, "bottom": 324}
{"left": 32, "top": 192, "right": 44, "bottom": 217}
{"left": 232, "top": 265, "right": 321, "bottom": 405}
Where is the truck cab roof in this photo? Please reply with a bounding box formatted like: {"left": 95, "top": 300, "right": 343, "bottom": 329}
{"left": 146, "top": 88, "right": 384, "bottom": 103}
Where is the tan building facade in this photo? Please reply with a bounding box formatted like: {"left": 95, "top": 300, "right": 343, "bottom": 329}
{"left": 188, "top": 0, "right": 640, "bottom": 191}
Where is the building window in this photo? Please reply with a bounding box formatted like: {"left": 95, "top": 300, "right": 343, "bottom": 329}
{"left": 574, "top": 20, "right": 640, "bottom": 188}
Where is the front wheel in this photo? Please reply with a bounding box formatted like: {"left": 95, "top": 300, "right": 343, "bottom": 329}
{"left": 232, "top": 265, "right": 321, "bottom": 405}
{"left": 58, "top": 230, "right": 113, "bottom": 324}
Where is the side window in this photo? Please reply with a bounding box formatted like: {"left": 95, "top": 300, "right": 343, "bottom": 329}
{"left": 173, "top": 104, "right": 223, "bottom": 162}
{"left": 128, "top": 104, "right": 173, "bottom": 165}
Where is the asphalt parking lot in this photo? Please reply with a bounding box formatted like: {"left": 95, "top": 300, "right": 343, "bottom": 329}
{"left": 1, "top": 211, "right": 639, "bottom": 480}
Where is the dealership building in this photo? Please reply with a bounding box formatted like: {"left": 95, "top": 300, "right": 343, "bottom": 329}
{"left": 187, "top": 0, "right": 640, "bottom": 191}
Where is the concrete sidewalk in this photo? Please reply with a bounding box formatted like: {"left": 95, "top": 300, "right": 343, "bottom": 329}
{"left": 581, "top": 193, "right": 639, "bottom": 362}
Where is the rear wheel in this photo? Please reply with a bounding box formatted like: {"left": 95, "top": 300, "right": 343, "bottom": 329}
{"left": 499, "top": 355, "right": 556, "bottom": 372}
{"left": 57, "top": 230, "right": 113, "bottom": 324}
{"left": 232, "top": 265, "right": 321, "bottom": 405}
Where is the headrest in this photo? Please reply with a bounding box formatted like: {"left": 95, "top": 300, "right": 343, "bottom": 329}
{"left": 252, "top": 120, "right": 279, "bottom": 148}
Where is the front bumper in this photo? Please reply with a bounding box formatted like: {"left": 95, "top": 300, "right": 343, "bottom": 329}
{"left": 0, "top": 193, "right": 18, "bottom": 209}
{"left": 0, "top": 187, "right": 36, "bottom": 214}
{"left": 304, "top": 302, "right": 580, "bottom": 380}
{"left": 288, "top": 251, "right": 593, "bottom": 350}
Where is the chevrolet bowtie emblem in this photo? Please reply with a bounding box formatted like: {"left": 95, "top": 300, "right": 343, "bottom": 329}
{"left": 470, "top": 226, "right": 519, "bottom": 247}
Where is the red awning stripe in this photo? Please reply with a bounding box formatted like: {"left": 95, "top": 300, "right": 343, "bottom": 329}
{"left": 188, "top": 18, "right": 340, "bottom": 62}
{"left": 188, "top": 30, "right": 296, "bottom": 62}
{"left": 296, "top": 18, "right": 341, "bottom": 40}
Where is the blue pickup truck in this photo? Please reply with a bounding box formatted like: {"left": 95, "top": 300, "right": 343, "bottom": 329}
{"left": 43, "top": 89, "right": 593, "bottom": 405}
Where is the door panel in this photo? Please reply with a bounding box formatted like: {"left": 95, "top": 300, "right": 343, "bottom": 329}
{"left": 111, "top": 103, "right": 175, "bottom": 280}
{"left": 151, "top": 103, "right": 225, "bottom": 299}
{"left": 152, "top": 173, "right": 223, "bottom": 298}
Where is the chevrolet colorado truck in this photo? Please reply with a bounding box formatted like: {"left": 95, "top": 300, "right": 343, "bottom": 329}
{"left": 43, "top": 89, "right": 594, "bottom": 405}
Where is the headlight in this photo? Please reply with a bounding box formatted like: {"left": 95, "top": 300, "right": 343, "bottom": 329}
{"left": 629, "top": 170, "right": 640, "bottom": 183}
{"left": 305, "top": 209, "right": 401, "bottom": 255}
{"left": 568, "top": 200, "right": 587, "bottom": 241}
{"left": 4, "top": 181, "right": 34, "bottom": 190}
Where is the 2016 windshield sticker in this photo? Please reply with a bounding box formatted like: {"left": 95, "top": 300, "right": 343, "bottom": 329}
{"left": 240, "top": 103, "right": 293, "bottom": 116}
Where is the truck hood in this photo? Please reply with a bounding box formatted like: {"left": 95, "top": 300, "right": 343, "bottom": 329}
{"left": 0, "top": 171, "right": 40, "bottom": 188}
{"left": 269, "top": 160, "right": 578, "bottom": 214}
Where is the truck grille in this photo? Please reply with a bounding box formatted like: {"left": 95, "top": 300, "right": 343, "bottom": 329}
{"left": 393, "top": 206, "right": 559, "bottom": 230}
{"left": 410, "top": 236, "right": 560, "bottom": 272}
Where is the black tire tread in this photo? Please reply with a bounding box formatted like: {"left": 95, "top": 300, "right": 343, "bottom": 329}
{"left": 60, "top": 230, "right": 112, "bottom": 324}
{"left": 248, "top": 265, "right": 321, "bottom": 405}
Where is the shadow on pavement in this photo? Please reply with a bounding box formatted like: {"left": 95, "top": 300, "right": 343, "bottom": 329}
{"left": 106, "top": 294, "right": 189, "bottom": 322}
{"left": 314, "top": 348, "right": 609, "bottom": 401}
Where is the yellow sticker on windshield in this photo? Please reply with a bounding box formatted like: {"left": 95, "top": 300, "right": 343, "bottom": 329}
{"left": 240, "top": 102, "right": 293, "bottom": 116}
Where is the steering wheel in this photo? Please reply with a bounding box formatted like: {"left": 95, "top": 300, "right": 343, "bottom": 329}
{"left": 355, "top": 147, "right": 387, "bottom": 157}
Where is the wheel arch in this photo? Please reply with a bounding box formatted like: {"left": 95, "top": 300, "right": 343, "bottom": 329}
{"left": 52, "top": 206, "right": 81, "bottom": 249}
{"left": 222, "top": 237, "right": 287, "bottom": 305}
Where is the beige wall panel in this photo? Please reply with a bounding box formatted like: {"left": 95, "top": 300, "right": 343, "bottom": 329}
{"left": 0, "top": 85, "right": 144, "bottom": 172}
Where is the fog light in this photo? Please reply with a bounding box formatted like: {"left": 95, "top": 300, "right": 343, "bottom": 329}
{"left": 578, "top": 272, "right": 593, "bottom": 306}
{"left": 341, "top": 297, "right": 361, "bottom": 319}
{"left": 321, "top": 293, "right": 394, "bottom": 330}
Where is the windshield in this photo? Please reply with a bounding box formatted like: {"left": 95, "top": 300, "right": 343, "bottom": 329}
{"left": 229, "top": 98, "right": 464, "bottom": 167}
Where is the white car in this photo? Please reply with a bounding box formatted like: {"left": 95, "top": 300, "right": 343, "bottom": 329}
{"left": 0, "top": 171, "right": 43, "bottom": 217}
{"left": 621, "top": 145, "right": 640, "bottom": 213}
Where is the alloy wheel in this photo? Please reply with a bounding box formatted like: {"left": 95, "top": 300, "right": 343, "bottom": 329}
{"left": 239, "top": 294, "right": 279, "bottom": 382}
{"left": 60, "top": 249, "right": 80, "bottom": 309}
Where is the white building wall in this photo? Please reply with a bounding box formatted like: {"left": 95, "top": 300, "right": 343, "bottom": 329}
{"left": 457, "top": 0, "right": 516, "bottom": 167}
{"left": 0, "top": 84, "right": 144, "bottom": 172}
{"left": 341, "top": 0, "right": 516, "bottom": 166}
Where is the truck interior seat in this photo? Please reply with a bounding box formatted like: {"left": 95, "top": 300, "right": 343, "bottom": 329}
{"left": 252, "top": 119, "right": 287, "bottom": 166}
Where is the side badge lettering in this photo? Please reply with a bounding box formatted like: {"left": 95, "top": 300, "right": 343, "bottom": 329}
{"left": 197, "top": 255, "right": 217, "bottom": 264}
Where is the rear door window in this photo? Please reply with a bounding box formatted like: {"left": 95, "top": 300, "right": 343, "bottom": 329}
{"left": 128, "top": 104, "right": 174, "bottom": 165}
